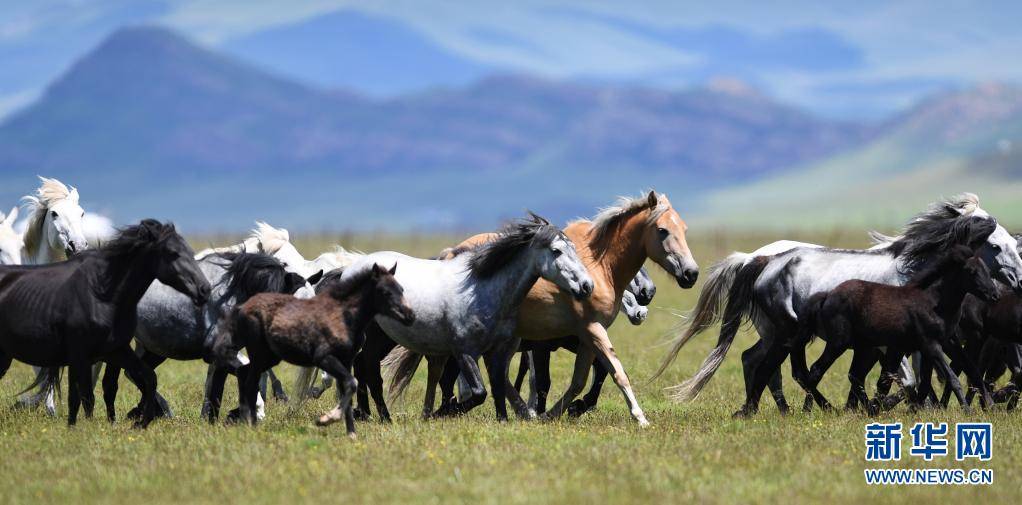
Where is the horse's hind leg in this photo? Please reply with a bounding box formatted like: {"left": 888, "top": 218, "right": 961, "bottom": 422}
{"left": 101, "top": 364, "right": 120, "bottom": 422}
{"left": 531, "top": 349, "right": 552, "bottom": 414}
{"left": 734, "top": 340, "right": 789, "bottom": 418}
{"left": 202, "top": 365, "right": 230, "bottom": 423}
{"left": 422, "top": 356, "right": 446, "bottom": 419}
{"left": 66, "top": 367, "right": 81, "bottom": 426}
{"left": 266, "top": 368, "right": 288, "bottom": 403}
{"left": 74, "top": 363, "right": 96, "bottom": 419}
{"left": 434, "top": 354, "right": 488, "bottom": 417}
{"left": 318, "top": 355, "right": 358, "bottom": 437}
{"left": 742, "top": 339, "right": 789, "bottom": 414}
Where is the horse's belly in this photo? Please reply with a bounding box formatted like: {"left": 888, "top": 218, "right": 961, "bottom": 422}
{"left": 135, "top": 314, "right": 205, "bottom": 361}
{"left": 266, "top": 339, "right": 318, "bottom": 367}
{"left": 377, "top": 316, "right": 483, "bottom": 356}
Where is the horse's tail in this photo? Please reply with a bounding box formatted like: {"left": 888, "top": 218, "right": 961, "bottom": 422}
{"left": 665, "top": 255, "right": 770, "bottom": 402}
{"left": 382, "top": 346, "right": 423, "bottom": 400}
{"left": 649, "top": 251, "right": 752, "bottom": 382}
{"left": 292, "top": 367, "right": 318, "bottom": 402}
{"left": 14, "top": 367, "right": 62, "bottom": 400}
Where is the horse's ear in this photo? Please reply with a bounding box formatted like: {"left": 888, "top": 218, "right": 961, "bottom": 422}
{"left": 6, "top": 206, "right": 18, "bottom": 225}
{"left": 306, "top": 270, "right": 324, "bottom": 285}
{"left": 647, "top": 190, "right": 658, "bottom": 207}
{"left": 139, "top": 219, "right": 162, "bottom": 240}
{"left": 371, "top": 263, "right": 387, "bottom": 276}
{"left": 526, "top": 211, "right": 549, "bottom": 226}
{"left": 388, "top": 263, "right": 397, "bottom": 275}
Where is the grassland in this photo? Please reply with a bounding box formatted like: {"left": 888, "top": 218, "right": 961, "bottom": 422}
{"left": 0, "top": 229, "right": 1018, "bottom": 504}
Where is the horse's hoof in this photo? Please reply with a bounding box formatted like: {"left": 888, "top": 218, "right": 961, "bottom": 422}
{"left": 352, "top": 409, "right": 370, "bottom": 421}
{"left": 308, "top": 387, "right": 325, "bottom": 400}
{"left": 566, "top": 400, "right": 588, "bottom": 418}
{"left": 347, "top": 432, "right": 357, "bottom": 440}
{"left": 125, "top": 406, "right": 143, "bottom": 421}
{"left": 273, "top": 393, "right": 289, "bottom": 404}
{"left": 731, "top": 408, "right": 753, "bottom": 419}
{"left": 316, "top": 409, "right": 342, "bottom": 427}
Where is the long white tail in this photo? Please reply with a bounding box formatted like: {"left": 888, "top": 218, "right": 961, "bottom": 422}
{"left": 659, "top": 254, "right": 770, "bottom": 402}
{"left": 382, "top": 346, "right": 423, "bottom": 401}
{"left": 292, "top": 367, "right": 318, "bottom": 403}
{"left": 649, "top": 252, "right": 751, "bottom": 382}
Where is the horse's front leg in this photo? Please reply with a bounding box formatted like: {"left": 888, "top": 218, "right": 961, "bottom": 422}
{"left": 106, "top": 346, "right": 158, "bottom": 428}
{"left": 433, "top": 354, "right": 487, "bottom": 417}
{"left": 542, "top": 343, "right": 594, "bottom": 421}
{"left": 582, "top": 323, "right": 648, "bottom": 426}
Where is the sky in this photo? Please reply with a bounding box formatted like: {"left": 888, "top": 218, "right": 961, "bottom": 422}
{"left": 0, "top": 0, "right": 1020, "bottom": 119}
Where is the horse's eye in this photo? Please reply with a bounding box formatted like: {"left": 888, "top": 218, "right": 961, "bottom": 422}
{"left": 657, "top": 228, "right": 669, "bottom": 238}
{"left": 50, "top": 211, "right": 58, "bottom": 219}
{"left": 552, "top": 248, "right": 563, "bottom": 257}
{"left": 992, "top": 244, "right": 1001, "bottom": 251}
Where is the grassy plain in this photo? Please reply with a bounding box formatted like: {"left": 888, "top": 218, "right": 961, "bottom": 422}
{"left": 0, "top": 229, "right": 1017, "bottom": 504}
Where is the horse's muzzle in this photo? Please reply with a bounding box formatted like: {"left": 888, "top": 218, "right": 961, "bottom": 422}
{"left": 676, "top": 268, "right": 699, "bottom": 289}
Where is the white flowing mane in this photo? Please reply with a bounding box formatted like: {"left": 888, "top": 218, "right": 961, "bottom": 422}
{"left": 195, "top": 221, "right": 292, "bottom": 259}
{"left": 21, "top": 177, "right": 79, "bottom": 256}
{"left": 310, "top": 245, "right": 364, "bottom": 271}
{"left": 587, "top": 192, "right": 670, "bottom": 245}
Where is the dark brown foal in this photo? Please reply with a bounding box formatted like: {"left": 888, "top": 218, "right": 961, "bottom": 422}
{"left": 787, "top": 245, "right": 1000, "bottom": 416}
{"left": 214, "top": 263, "right": 414, "bottom": 437}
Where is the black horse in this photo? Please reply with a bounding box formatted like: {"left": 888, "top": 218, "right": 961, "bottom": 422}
{"left": 101, "top": 252, "right": 313, "bottom": 422}
{"left": 0, "top": 219, "right": 210, "bottom": 427}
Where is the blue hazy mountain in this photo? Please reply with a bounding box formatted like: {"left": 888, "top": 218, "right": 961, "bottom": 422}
{"left": 0, "top": 26, "right": 883, "bottom": 231}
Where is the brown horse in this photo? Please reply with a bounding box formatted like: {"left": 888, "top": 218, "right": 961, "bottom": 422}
{"left": 213, "top": 263, "right": 414, "bottom": 437}
{"left": 428, "top": 191, "right": 698, "bottom": 425}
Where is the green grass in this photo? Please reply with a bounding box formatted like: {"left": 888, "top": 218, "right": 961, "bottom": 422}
{"left": 0, "top": 231, "right": 1018, "bottom": 504}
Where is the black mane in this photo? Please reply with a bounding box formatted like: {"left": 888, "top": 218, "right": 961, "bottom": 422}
{"left": 467, "top": 212, "right": 563, "bottom": 279}
{"left": 319, "top": 266, "right": 377, "bottom": 300}
{"left": 215, "top": 252, "right": 290, "bottom": 306}
{"left": 906, "top": 245, "right": 973, "bottom": 289}
{"left": 886, "top": 197, "right": 997, "bottom": 274}
{"left": 85, "top": 219, "right": 179, "bottom": 262}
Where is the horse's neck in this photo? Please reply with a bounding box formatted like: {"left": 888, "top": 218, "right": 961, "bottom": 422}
{"left": 597, "top": 213, "right": 648, "bottom": 294}
{"left": 342, "top": 286, "right": 378, "bottom": 332}
{"left": 24, "top": 241, "right": 63, "bottom": 265}
{"left": 931, "top": 274, "right": 970, "bottom": 326}
{"left": 472, "top": 252, "right": 541, "bottom": 321}
{"left": 95, "top": 254, "right": 158, "bottom": 309}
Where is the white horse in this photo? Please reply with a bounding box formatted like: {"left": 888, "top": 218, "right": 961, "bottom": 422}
{"left": 0, "top": 207, "right": 22, "bottom": 265}
{"left": 15, "top": 177, "right": 93, "bottom": 414}
{"left": 321, "top": 214, "right": 593, "bottom": 424}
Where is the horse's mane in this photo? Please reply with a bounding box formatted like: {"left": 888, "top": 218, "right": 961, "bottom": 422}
{"left": 319, "top": 266, "right": 377, "bottom": 300}
{"left": 468, "top": 212, "right": 563, "bottom": 279}
{"left": 311, "top": 245, "right": 364, "bottom": 269}
{"left": 883, "top": 193, "right": 996, "bottom": 274}
{"left": 96, "top": 219, "right": 178, "bottom": 261}
{"left": 587, "top": 192, "right": 669, "bottom": 253}
{"left": 21, "top": 177, "right": 79, "bottom": 256}
{"left": 214, "top": 252, "right": 290, "bottom": 306}
{"left": 196, "top": 221, "right": 291, "bottom": 259}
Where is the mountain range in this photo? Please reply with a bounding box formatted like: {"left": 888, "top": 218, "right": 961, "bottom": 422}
{"left": 0, "top": 26, "right": 1018, "bottom": 232}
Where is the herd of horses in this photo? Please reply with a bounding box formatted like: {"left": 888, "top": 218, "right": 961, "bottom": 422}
{"left": 1, "top": 177, "right": 1022, "bottom": 436}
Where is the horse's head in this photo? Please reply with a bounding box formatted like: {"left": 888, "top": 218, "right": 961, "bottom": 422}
{"left": 628, "top": 265, "right": 656, "bottom": 305}
{"left": 24, "top": 177, "right": 89, "bottom": 258}
{"left": 947, "top": 245, "right": 1000, "bottom": 303}
{"left": 640, "top": 191, "right": 699, "bottom": 289}
{"left": 527, "top": 214, "right": 593, "bottom": 299}
{"left": 369, "top": 263, "right": 414, "bottom": 326}
{"left": 0, "top": 207, "right": 23, "bottom": 265}
{"left": 958, "top": 201, "right": 1022, "bottom": 294}
{"left": 142, "top": 220, "right": 211, "bottom": 306}
{"left": 621, "top": 290, "right": 648, "bottom": 325}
